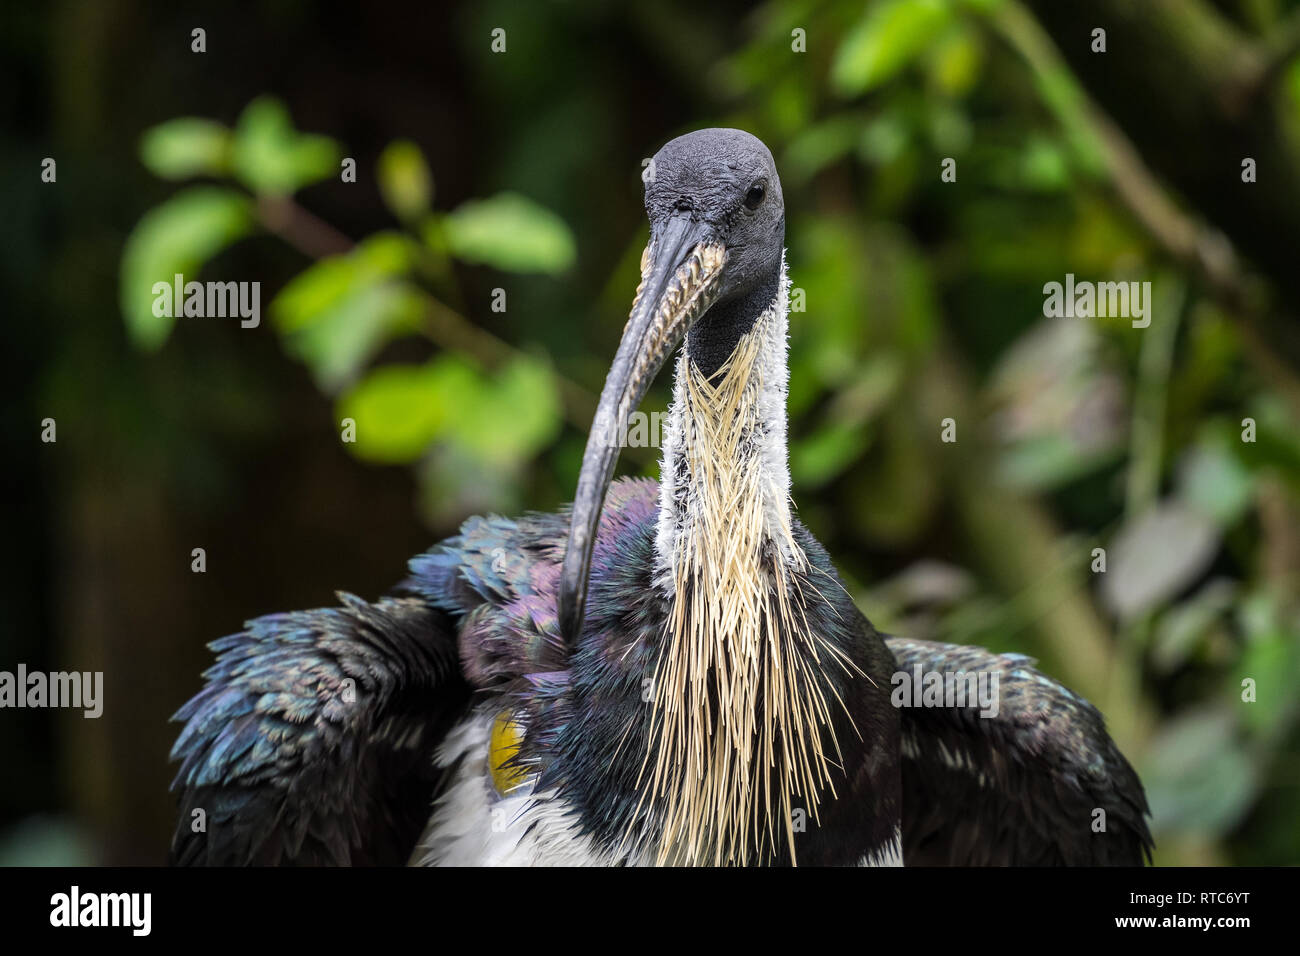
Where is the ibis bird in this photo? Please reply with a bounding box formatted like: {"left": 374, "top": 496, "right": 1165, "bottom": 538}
{"left": 170, "top": 128, "right": 1152, "bottom": 866}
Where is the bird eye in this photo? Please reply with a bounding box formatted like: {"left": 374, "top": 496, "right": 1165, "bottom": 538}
{"left": 744, "top": 182, "right": 765, "bottom": 210}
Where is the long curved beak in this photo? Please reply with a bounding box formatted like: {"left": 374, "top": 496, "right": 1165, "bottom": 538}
{"left": 558, "top": 216, "right": 726, "bottom": 645}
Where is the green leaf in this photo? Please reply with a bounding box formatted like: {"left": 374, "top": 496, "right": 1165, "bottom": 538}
{"left": 273, "top": 232, "right": 417, "bottom": 328}
{"left": 451, "top": 354, "right": 562, "bottom": 465}
{"left": 231, "top": 97, "right": 340, "bottom": 196}
{"left": 1021, "top": 136, "right": 1071, "bottom": 191}
{"left": 336, "top": 362, "right": 456, "bottom": 464}
{"left": 337, "top": 354, "right": 561, "bottom": 467}
{"left": 998, "top": 433, "right": 1119, "bottom": 490}
{"left": 140, "top": 118, "right": 232, "bottom": 180}
{"left": 831, "top": 0, "right": 952, "bottom": 97}
{"left": 272, "top": 259, "right": 359, "bottom": 334}
{"left": 442, "top": 192, "right": 576, "bottom": 274}
{"left": 378, "top": 139, "right": 433, "bottom": 221}
{"left": 271, "top": 233, "right": 421, "bottom": 391}
{"left": 120, "top": 187, "right": 255, "bottom": 350}
{"left": 925, "top": 25, "right": 983, "bottom": 97}
{"left": 283, "top": 282, "right": 425, "bottom": 393}
{"left": 1177, "top": 438, "right": 1255, "bottom": 527}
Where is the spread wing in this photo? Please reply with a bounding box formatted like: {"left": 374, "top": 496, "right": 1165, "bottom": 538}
{"left": 168, "top": 513, "right": 545, "bottom": 866}
{"left": 169, "top": 594, "right": 471, "bottom": 865}
{"left": 168, "top": 480, "right": 656, "bottom": 867}
{"left": 886, "top": 637, "right": 1152, "bottom": 866}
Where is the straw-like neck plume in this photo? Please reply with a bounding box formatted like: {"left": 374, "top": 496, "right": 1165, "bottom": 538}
{"left": 644, "top": 255, "right": 850, "bottom": 865}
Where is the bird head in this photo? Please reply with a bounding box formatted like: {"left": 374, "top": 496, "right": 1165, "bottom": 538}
{"left": 558, "top": 128, "right": 785, "bottom": 643}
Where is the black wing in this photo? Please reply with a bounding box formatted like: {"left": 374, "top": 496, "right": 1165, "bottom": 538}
{"left": 886, "top": 637, "right": 1152, "bottom": 866}
{"left": 169, "top": 594, "right": 471, "bottom": 865}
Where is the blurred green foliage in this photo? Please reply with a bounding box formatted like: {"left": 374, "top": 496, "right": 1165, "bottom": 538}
{"left": 110, "top": 0, "right": 1299, "bottom": 865}
{"left": 122, "top": 98, "right": 571, "bottom": 516}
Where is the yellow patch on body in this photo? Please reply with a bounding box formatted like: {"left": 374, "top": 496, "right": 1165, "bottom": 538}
{"left": 489, "top": 710, "right": 527, "bottom": 796}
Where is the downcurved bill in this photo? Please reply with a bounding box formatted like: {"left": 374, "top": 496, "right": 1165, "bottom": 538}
{"left": 558, "top": 218, "right": 726, "bottom": 644}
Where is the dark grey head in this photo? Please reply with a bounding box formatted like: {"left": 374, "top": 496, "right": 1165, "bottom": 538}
{"left": 647, "top": 129, "right": 787, "bottom": 378}
{"left": 558, "top": 128, "right": 787, "bottom": 643}
{"left": 645, "top": 128, "right": 785, "bottom": 307}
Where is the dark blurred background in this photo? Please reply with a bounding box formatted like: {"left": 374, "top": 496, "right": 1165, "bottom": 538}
{"left": 2, "top": 0, "right": 1298, "bottom": 865}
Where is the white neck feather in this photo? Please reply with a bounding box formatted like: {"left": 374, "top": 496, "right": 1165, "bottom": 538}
{"left": 640, "top": 254, "right": 847, "bottom": 865}
{"left": 653, "top": 254, "right": 799, "bottom": 592}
